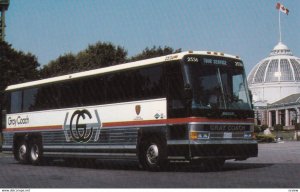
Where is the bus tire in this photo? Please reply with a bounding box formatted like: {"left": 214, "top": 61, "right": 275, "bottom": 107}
{"left": 29, "top": 139, "right": 43, "bottom": 165}
{"left": 16, "top": 140, "right": 30, "bottom": 164}
{"left": 140, "top": 137, "right": 167, "bottom": 171}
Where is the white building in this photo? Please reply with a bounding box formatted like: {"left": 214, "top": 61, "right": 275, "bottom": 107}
{"left": 247, "top": 42, "right": 300, "bottom": 128}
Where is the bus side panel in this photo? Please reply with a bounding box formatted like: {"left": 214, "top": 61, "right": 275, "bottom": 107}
{"left": 4, "top": 98, "right": 167, "bottom": 159}
{"left": 41, "top": 127, "right": 139, "bottom": 157}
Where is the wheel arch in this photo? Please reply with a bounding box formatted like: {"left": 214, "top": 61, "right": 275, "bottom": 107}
{"left": 137, "top": 126, "right": 167, "bottom": 152}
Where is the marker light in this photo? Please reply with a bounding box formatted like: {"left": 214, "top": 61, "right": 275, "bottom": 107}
{"left": 244, "top": 132, "right": 252, "bottom": 139}
{"left": 190, "top": 131, "right": 210, "bottom": 140}
{"left": 190, "top": 131, "right": 198, "bottom": 140}
{"left": 198, "top": 132, "right": 210, "bottom": 139}
{"left": 206, "top": 51, "right": 225, "bottom": 57}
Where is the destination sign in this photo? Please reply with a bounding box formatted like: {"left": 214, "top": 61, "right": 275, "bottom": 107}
{"left": 184, "top": 56, "right": 228, "bottom": 65}
{"left": 184, "top": 55, "right": 244, "bottom": 68}
{"left": 203, "top": 58, "right": 227, "bottom": 65}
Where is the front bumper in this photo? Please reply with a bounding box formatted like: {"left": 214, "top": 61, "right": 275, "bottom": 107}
{"left": 167, "top": 140, "right": 258, "bottom": 160}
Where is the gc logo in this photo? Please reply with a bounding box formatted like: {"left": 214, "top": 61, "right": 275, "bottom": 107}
{"left": 63, "top": 109, "right": 101, "bottom": 143}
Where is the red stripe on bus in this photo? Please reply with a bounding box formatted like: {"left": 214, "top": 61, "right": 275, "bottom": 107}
{"left": 2, "top": 117, "right": 254, "bottom": 132}
{"left": 104, "top": 117, "right": 254, "bottom": 127}
{"left": 2, "top": 125, "right": 62, "bottom": 132}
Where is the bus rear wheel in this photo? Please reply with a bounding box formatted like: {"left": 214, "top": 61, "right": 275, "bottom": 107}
{"left": 29, "top": 139, "right": 43, "bottom": 165}
{"left": 140, "top": 138, "right": 167, "bottom": 171}
{"left": 16, "top": 140, "right": 30, "bottom": 164}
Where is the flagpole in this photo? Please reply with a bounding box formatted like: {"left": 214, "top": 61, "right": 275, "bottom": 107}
{"left": 279, "top": 9, "right": 282, "bottom": 43}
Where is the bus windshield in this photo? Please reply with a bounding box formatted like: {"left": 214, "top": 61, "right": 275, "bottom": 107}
{"left": 184, "top": 56, "right": 251, "bottom": 112}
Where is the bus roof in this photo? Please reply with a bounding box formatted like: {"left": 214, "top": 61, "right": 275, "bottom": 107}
{"left": 5, "top": 51, "right": 240, "bottom": 91}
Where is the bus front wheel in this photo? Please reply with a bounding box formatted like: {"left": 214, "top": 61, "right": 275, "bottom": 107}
{"left": 140, "top": 138, "right": 167, "bottom": 171}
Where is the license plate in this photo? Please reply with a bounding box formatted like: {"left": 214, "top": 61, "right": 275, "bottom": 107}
{"left": 223, "top": 132, "right": 232, "bottom": 138}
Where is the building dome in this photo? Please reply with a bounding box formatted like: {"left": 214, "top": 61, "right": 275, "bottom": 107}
{"left": 247, "top": 42, "right": 300, "bottom": 106}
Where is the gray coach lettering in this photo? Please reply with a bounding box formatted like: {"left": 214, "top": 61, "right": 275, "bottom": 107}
{"left": 210, "top": 125, "right": 246, "bottom": 132}
{"left": 17, "top": 116, "right": 29, "bottom": 125}
{"left": 8, "top": 116, "right": 29, "bottom": 126}
{"left": 8, "top": 117, "right": 16, "bottom": 126}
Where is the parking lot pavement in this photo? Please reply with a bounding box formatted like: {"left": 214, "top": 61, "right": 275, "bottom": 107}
{"left": 228, "top": 141, "right": 300, "bottom": 164}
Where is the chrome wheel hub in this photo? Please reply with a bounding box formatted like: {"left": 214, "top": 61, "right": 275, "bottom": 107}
{"left": 146, "top": 144, "right": 159, "bottom": 165}
{"left": 19, "top": 144, "right": 27, "bottom": 160}
{"left": 30, "top": 144, "right": 39, "bottom": 161}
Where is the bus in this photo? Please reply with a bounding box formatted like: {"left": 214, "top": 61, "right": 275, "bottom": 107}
{"left": 1, "top": 51, "right": 257, "bottom": 171}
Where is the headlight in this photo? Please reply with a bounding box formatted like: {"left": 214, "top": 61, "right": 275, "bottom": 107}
{"left": 190, "top": 131, "right": 210, "bottom": 140}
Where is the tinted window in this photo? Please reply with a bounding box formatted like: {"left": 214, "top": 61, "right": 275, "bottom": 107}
{"left": 10, "top": 91, "right": 22, "bottom": 113}
{"left": 8, "top": 64, "right": 166, "bottom": 112}
{"left": 81, "top": 76, "right": 106, "bottom": 106}
{"left": 132, "top": 65, "right": 165, "bottom": 100}
{"left": 23, "top": 88, "right": 38, "bottom": 112}
{"left": 113, "top": 71, "right": 135, "bottom": 102}
{"left": 34, "top": 85, "right": 61, "bottom": 110}
{"left": 61, "top": 81, "right": 82, "bottom": 108}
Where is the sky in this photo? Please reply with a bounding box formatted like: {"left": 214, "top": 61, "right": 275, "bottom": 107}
{"left": 4, "top": 0, "right": 300, "bottom": 74}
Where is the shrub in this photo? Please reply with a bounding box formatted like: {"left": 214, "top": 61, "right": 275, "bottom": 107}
{"left": 260, "top": 125, "right": 268, "bottom": 132}
{"left": 256, "top": 134, "right": 275, "bottom": 143}
{"left": 254, "top": 125, "right": 261, "bottom": 133}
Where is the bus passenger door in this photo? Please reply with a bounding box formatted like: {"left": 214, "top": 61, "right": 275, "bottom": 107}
{"left": 166, "top": 62, "right": 186, "bottom": 118}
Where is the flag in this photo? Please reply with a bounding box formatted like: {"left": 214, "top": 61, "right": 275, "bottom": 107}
{"left": 276, "top": 2, "right": 289, "bottom": 15}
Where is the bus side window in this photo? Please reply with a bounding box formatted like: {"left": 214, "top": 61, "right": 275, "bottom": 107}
{"left": 23, "top": 88, "right": 38, "bottom": 112}
{"left": 34, "top": 85, "right": 60, "bottom": 111}
{"left": 81, "top": 76, "right": 106, "bottom": 106}
{"left": 61, "top": 81, "right": 82, "bottom": 108}
{"left": 10, "top": 91, "right": 22, "bottom": 113}
{"left": 132, "top": 65, "right": 165, "bottom": 100}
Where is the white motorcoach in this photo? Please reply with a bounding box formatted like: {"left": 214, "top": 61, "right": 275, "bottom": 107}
{"left": 1, "top": 51, "right": 257, "bottom": 171}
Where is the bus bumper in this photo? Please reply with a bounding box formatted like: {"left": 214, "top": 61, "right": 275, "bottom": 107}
{"left": 167, "top": 140, "right": 258, "bottom": 161}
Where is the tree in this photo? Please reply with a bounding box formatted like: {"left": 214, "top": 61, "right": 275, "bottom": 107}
{"left": 0, "top": 40, "right": 40, "bottom": 94}
{"left": 77, "top": 41, "right": 127, "bottom": 70}
{"left": 0, "top": 40, "right": 40, "bottom": 132}
{"left": 40, "top": 41, "right": 128, "bottom": 78}
{"left": 40, "top": 43, "right": 181, "bottom": 78}
{"left": 129, "top": 46, "right": 181, "bottom": 62}
{"left": 40, "top": 53, "right": 76, "bottom": 78}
